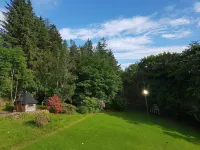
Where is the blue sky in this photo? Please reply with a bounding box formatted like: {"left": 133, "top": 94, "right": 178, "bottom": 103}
{"left": 1, "top": 0, "right": 200, "bottom": 69}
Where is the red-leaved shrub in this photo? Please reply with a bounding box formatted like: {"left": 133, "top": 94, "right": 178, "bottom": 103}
{"left": 46, "top": 94, "right": 63, "bottom": 114}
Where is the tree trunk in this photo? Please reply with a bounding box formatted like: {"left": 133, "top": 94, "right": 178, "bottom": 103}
{"left": 10, "top": 69, "right": 15, "bottom": 103}
{"left": 13, "top": 78, "right": 19, "bottom": 103}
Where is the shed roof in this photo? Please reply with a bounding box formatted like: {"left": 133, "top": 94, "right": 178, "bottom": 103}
{"left": 19, "top": 91, "right": 38, "bottom": 104}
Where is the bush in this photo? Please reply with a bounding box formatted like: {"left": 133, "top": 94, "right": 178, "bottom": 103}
{"left": 46, "top": 94, "right": 63, "bottom": 114}
{"left": 80, "top": 97, "right": 100, "bottom": 113}
{"left": 63, "top": 104, "right": 77, "bottom": 114}
{"left": 34, "top": 113, "right": 50, "bottom": 127}
{"left": 78, "top": 106, "right": 89, "bottom": 114}
{"left": 0, "top": 97, "right": 10, "bottom": 111}
{"left": 4, "top": 103, "right": 14, "bottom": 112}
{"left": 110, "top": 95, "right": 127, "bottom": 111}
{"left": 36, "top": 105, "right": 45, "bottom": 110}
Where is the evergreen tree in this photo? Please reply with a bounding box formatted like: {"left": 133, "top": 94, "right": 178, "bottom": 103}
{"left": 69, "top": 40, "right": 79, "bottom": 74}
{"left": 1, "top": 0, "right": 76, "bottom": 102}
{"left": 2, "top": 0, "right": 37, "bottom": 69}
{"left": 83, "top": 39, "right": 93, "bottom": 56}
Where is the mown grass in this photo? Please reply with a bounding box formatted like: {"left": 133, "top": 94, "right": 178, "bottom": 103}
{"left": 1, "top": 112, "right": 200, "bottom": 150}
{"left": 0, "top": 113, "right": 85, "bottom": 150}
{"left": 22, "top": 112, "right": 200, "bottom": 150}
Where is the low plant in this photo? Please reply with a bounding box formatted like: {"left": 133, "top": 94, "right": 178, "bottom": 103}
{"left": 63, "top": 104, "right": 77, "bottom": 114}
{"left": 34, "top": 113, "right": 50, "bottom": 127}
{"left": 77, "top": 106, "right": 89, "bottom": 114}
{"left": 7, "top": 113, "right": 22, "bottom": 120}
{"left": 0, "top": 97, "right": 10, "bottom": 111}
{"left": 79, "top": 97, "right": 100, "bottom": 113}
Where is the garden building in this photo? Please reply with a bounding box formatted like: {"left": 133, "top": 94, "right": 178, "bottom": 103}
{"left": 14, "top": 91, "right": 38, "bottom": 112}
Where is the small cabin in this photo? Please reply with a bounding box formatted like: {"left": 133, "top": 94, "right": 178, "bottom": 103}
{"left": 14, "top": 91, "right": 38, "bottom": 112}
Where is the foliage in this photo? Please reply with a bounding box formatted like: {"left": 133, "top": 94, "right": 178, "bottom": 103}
{"left": 3, "top": 0, "right": 200, "bottom": 119}
{"left": 1, "top": 0, "right": 76, "bottom": 102}
{"left": 34, "top": 113, "right": 50, "bottom": 127}
{"left": 46, "top": 94, "right": 63, "bottom": 114}
{"left": 80, "top": 97, "right": 100, "bottom": 113}
{"left": 0, "top": 44, "right": 34, "bottom": 101}
{"left": 110, "top": 94, "right": 127, "bottom": 111}
{"left": 0, "top": 98, "right": 9, "bottom": 110}
{"left": 122, "top": 43, "right": 200, "bottom": 121}
{"left": 7, "top": 112, "right": 22, "bottom": 120}
{"left": 74, "top": 39, "right": 122, "bottom": 105}
{"left": 4, "top": 103, "right": 14, "bottom": 112}
{"left": 2, "top": 0, "right": 37, "bottom": 70}
{"left": 0, "top": 0, "right": 122, "bottom": 107}
{"left": 63, "top": 104, "right": 77, "bottom": 114}
{"left": 0, "top": 97, "right": 13, "bottom": 112}
{"left": 77, "top": 106, "right": 89, "bottom": 114}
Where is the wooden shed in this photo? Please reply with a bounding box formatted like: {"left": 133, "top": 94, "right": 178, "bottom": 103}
{"left": 14, "top": 91, "right": 38, "bottom": 112}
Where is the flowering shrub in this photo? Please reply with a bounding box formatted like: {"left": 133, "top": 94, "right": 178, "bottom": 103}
{"left": 46, "top": 94, "right": 63, "bottom": 114}
{"left": 99, "top": 100, "right": 106, "bottom": 110}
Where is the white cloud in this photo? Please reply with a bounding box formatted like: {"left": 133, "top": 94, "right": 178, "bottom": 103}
{"left": 107, "top": 36, "right": 152, "bottom": 52}
{"left": 0, "top": 8, "right": 6, "bottom": 22}
{"left": 59, "top": 28, "right": 77, "bottom": 40}
{"left": 59, "top": 28, "right": 96, "bottom": 40}
{"left": 60, "top": 16, "right": 192, "bottom": 41}
{"left": 194, "top": 2, "right": 200, "bottom": 12}
{"left": 120, "top": 63, "right": 133, "bottom": 70}
{"left": 114, "top": 45, "right": 187, "bottom": 60}
{"left": 106, "top": 36, "right": 187, "bottom": 59}
{"left": 161, "top": 17, "right": 191, "bottom": 26}
{"left": 99, "top": 17, "right": 159, "bottom": 36}
{"left": 60, "top": 16, "right": 160, "bottom": 40}
{"left": 59, "top": 8, "right": 194, "bottom": 61}
{"left": 0, "top": 8, "right": 6, "bottom": 29}
{"left": 162, "top": 30, "right": 191, "bottom": 39}
{"left": 169, "top": 18, "right": 191, "bottom": 26}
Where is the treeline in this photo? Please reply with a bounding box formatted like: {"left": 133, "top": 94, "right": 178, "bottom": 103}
{"left": 1, "top": 0, "right": 200, "bottom": 120}
{"left": 122, "top": 43, "right": 200, "bottom": 122}
{"left": 0, "top": 0, "right": 122, "bottom": 108}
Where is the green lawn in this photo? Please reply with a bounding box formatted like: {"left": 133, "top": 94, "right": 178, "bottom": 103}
{"left": 1, "top": 112, "right": 200, "bottom": 150}
{"left": 23, "top": 112, "right": 200, "bottom": 150}
{"left": 0, "top": 113, "right": 85, "bottom": 150}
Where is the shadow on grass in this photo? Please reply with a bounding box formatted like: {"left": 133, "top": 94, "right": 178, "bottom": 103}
{"left": 23, "top": 120, "right": 35, "bottom": 127}
{"left": 106, "top": 112, "right": 200, "bottom": 145}
{"left": 163, "top": 131, "right": 200, "bottom": 145}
